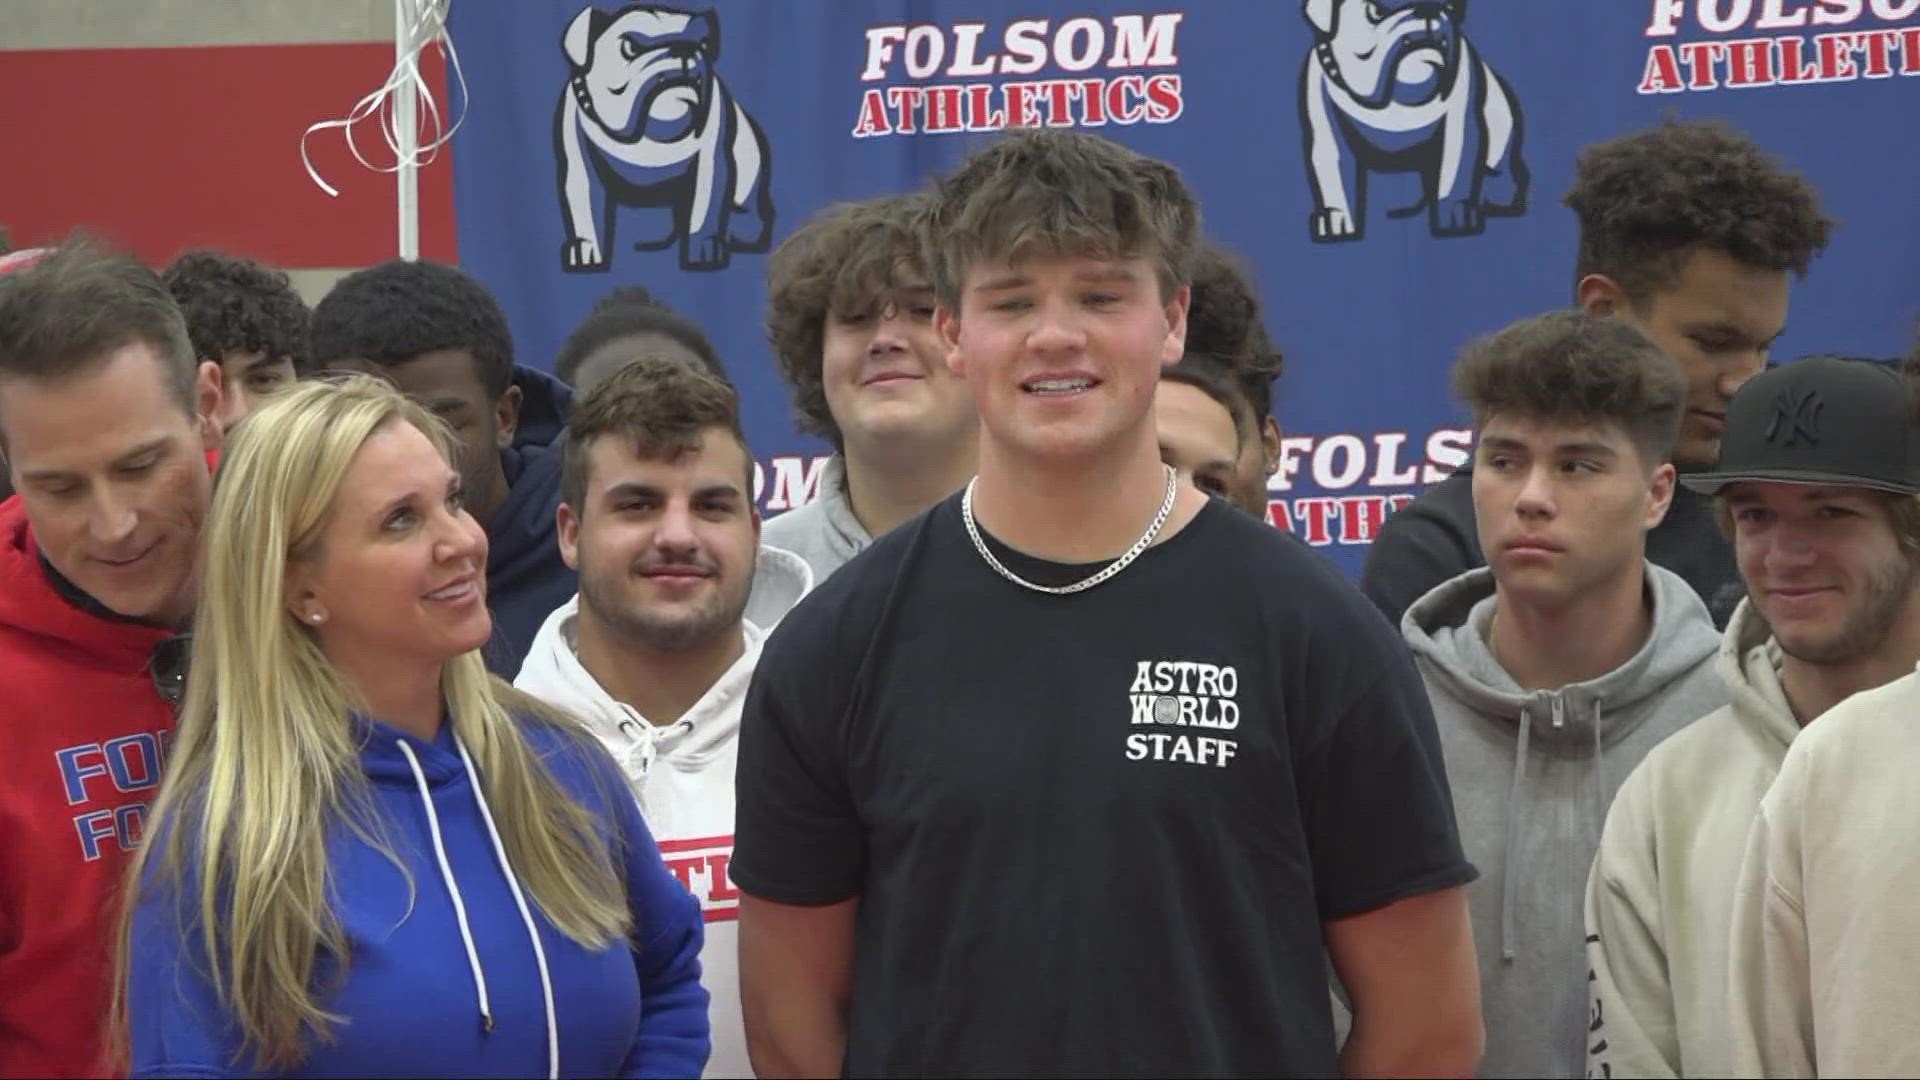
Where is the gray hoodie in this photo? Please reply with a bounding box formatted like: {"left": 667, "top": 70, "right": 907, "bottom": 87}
{"left": 761, "top": 456, "right": 871, "bottom": 585}
{"left": 1402, "top": 562, "right": 1727, "bottom": 1079}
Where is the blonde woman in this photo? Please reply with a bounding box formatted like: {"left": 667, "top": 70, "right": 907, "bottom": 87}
{"left": 118, "top": 376, "right": 710, "bottom": 1078}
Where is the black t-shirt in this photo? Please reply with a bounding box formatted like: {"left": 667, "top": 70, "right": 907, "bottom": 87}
{"left": 733, "top": 493, "right": 1475, "bottom": 1078}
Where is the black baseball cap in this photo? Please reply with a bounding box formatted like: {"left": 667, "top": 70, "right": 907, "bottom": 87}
{"left": 1682, "top": 356, "right": 1920, "bottom": 496}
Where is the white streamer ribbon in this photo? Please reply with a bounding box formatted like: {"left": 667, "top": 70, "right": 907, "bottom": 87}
{"left": 300, "top": 0, "right": 471, "bottom": 198}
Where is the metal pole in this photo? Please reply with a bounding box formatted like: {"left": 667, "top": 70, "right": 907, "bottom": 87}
{"left": 395, "top": 0, "right": 420, "bottom": 260}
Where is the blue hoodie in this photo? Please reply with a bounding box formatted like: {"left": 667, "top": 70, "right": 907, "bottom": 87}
{"left": 127, "top": 712, "right": 711, "bottom": 1079}
{"left": 486, "top": 367, "right": 578, "bottom": 677}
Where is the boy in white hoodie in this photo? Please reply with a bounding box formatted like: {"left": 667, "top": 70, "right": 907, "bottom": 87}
{"left": 1403, "top": 310, "right": 1728, "bottom": 1078}
{"left": 515, "top": 355, "right": 812, "bottom": 1080}
{"left": 1586, "top": 355, "right": 1920, "bottom": 1079}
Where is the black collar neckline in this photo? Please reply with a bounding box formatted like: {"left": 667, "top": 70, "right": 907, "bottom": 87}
{"left": 38, "top": 551, "right": 173, "bottom": 630}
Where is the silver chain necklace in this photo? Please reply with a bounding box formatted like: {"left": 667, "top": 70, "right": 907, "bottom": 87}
{"left": 961, "top": 464, "right": 1179, "bottom": 595}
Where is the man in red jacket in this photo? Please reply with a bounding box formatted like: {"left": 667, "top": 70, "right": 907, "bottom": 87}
{"left": 0, "top": 237, "right": 221, "bottom": 1076}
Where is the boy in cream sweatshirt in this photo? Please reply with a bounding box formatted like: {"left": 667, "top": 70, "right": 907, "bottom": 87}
{"left": 1726, "top": 666, "right": 1920, "bottom": 1077}
{"left": 1585, "top": 356, "right": 1920, "bottom": 1078}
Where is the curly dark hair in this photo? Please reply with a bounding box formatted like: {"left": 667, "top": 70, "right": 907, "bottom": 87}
{"left": 1186, "top": 242, "right": 1283, "bottom": 422}
{"left": 764, "top": 192, "right": 931, "bottom": 449}
{"left": 561, "top": 352, "right": 750, "bottom": 510}
{"left": 1563, "top": 118, "right": 1835, "bottom": 303}
{"left": 162, "top": 249, "right": 310, "bottom": 371}
{"left": 554, "top": 285, "right": 726, "bottom": 387}
{"left": 1454, "top": 310, "right": 1687, "bottom": 467}
{"left": 308, "top": 259, "right": 514, "bottom": 397}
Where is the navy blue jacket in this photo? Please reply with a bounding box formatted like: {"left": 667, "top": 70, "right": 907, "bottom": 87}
{"left": 485, "top": 367, "right": 578, "bottom": 677}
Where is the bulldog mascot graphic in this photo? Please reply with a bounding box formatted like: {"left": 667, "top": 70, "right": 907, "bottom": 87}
{"left": 1299, "top": 0, "right": 1528, "bottom": 243}
{"left": 555, "top": 4, "right": 774, "bottom": 272}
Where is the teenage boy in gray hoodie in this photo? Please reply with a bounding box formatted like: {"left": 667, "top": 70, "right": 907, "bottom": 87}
{"left": 760, "top": 193, "right": 979, "bottom": 584}
{"left": 1402, "top": 311, "right": 1728, "bottom": 1078}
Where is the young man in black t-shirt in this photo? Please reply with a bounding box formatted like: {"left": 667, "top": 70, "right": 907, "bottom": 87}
{"left": 732, "top": 130, "right": 1484, "bottom": 1078}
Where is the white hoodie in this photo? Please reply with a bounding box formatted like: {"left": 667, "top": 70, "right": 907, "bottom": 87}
{"left": 514, "top": 545, "right": 813, "bottom": 1080}
{"left": 1584, "top": 598, "right": 1797, "bottom": 1078}
{"left": 1726, "top": 663, "right": 1920, "bottom": 1078}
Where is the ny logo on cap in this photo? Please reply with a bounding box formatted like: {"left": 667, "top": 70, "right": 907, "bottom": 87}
{"left": 1766, "top": 388, "right": 1823, "bottom": 447}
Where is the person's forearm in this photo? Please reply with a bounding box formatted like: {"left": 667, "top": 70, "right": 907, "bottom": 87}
{"left": 1340, "top": 1013, "right": 1483, "bottom": 1079}
{"left": 739, "top": 894, "right": 859, "bottom": 1077}
{"left": 746, "top": 997, "right": 847, "bottom": 1079}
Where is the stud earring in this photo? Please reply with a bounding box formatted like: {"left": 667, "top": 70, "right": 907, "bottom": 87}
{"left": 309, "top": 612, "right": 325, "bottom": 624}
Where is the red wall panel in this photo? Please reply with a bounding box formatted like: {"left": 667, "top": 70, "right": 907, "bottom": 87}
{"left": 0, "top": 42, "right": 457, "bottom": 267}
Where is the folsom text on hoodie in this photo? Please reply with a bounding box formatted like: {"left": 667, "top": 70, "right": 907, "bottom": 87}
{"left": 1402, "top": 562, "right": 1726, "bottom": 1078}
{"left": 0, "top": 496, "right": 178, "bottom": 1078}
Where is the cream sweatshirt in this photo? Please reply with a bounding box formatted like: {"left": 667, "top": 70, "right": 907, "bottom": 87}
{"left": 1726, "top": 664, "right": 1920, "bottom": 1078}
{"left": 1584, "top": 599, "right": 1797, "bottom": 1079}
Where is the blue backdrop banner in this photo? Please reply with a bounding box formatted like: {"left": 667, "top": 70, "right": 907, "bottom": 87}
{"left": 446, "top": 0, "right": 1920, "bottom": 579}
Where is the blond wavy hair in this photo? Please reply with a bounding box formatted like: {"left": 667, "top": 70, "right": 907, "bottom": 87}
{"left": 114, "top": 375, "right": 630, "bottom": 1071}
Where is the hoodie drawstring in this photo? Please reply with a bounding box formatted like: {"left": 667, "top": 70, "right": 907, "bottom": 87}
{"left": 455, "top": 735, "right": 560, "bottom": 1080}
{"left": 1499, "top": 697, "right": 1611, "bottom": 964}
{"left": 396, "top": 740, "right": 494, "bottom": 1031}
{"left": 397, "top": 735, "right": 561, "bottom": 1080}
{"left": 1590, "top": 700, "right": 1607, "bottom": 839}
{"left": 620, "top": 717, "right": 658, "bottom": 786}
{"left": 1499, "top": 702, "right": 1536, "bottom": 962}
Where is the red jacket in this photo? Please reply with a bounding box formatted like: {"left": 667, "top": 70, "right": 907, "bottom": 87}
{"left": 0, "top": 495, "right": 176, "bottom": 1077}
